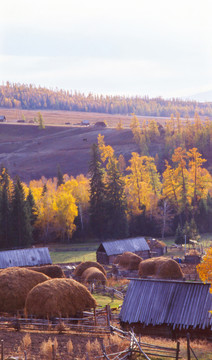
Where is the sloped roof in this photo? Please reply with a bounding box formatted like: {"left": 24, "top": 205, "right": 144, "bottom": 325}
{"left": 97, "top": 237, "right": 150, "bottom": 256}
{"left": 0, "top": 247, "right": 52, "bottom": 268}
{"left": 119, "top": 279, "right": 212, "bottom": 330}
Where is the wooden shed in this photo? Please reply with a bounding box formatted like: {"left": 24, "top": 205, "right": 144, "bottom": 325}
{"left": 120, "top": 279, "right": 212, "bottom": 339}
{"left": 0, "top": 247, "right": 52, "bottom": 269}
{"left": 96, "top": 237, "right": 150, "bottom": 265}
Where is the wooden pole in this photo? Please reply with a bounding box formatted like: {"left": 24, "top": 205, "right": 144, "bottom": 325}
{"left": 176, "top": 341, "right": 180, "bottom": 360}
{"left": 52, "top": 344, "right": 56, "bottom": 360}
{"left": 187, "top": 333, "right": 190, "bottom": 360}
{"left": 24, "top": 350, "right": 27, "bottom": 360}
{"left": 94, "top": 308, "right": 97, "bottom": 326}
{"left": 1, "top": 340, "right": 3, "bottom": 360}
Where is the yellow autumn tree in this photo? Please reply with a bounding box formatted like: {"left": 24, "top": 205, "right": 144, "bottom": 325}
{"left": 187, "top": 148, "right": 211, "bottom": 208}
{"left": 53, "top": 185, "right": 78, "bottom": 241}
{"left": 97, "top": 134, "right": 114, "bottom": 164}
{"left": 125, "top": 152, "right": 161, "bottom": 215}
{"left": 197, "top": 247, "right": 212, "bottom": 290}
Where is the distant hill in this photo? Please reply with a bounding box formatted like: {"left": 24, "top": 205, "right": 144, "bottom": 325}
{"left": 188, "top": 90, "right": 212, "bottom": 103}
{"left": 0, "top": 123, "right": 137, "bottom": 182}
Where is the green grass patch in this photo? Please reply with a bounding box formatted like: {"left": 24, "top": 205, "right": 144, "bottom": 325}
{"left": 50, "top": 250, "right": 96, "bottom": 264}
{"left": 93, "top": 293, "right": 123, "bottom": 309}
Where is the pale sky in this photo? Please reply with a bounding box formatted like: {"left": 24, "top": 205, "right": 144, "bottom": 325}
{"left": 1, "top": 0, "right": 212, "bottom": 99}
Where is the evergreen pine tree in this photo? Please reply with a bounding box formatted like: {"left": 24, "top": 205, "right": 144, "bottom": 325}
{"left": 105, "top": 157, "right": 128, "bottom": 238}
{"left": 89, "top": 144, "right": 106, "bottom": 239}
{"left": 57, "top": 164, "right": 64, "bottom": 187}
{"left": 42, "top": 183, "right": 47, "bottom": 196}
{"left": 0, "top": 167, "right": 12, "bottom": 248}
{"left": 26, "top": 189, "right": 37, "bottom": 226}
{"left": 11, "top": 177, "right": 33, "bottom": 247}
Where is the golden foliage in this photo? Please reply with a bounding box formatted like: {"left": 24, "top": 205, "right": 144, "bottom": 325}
{"left": 197, "top": 247, "right": 212, "bottom": 287}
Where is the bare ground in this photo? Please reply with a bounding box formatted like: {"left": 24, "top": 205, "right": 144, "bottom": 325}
{"left": 0, "top": 122, "right": 138, "bottom": 182}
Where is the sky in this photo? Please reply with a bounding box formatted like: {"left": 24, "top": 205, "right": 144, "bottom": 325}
{"left": 1, "top": 0, "right": 212, "bottom": 100}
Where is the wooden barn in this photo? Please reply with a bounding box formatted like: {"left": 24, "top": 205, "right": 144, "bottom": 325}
{"left": 0, "top": 247, "right": 52, "bottom": 269}
{"left": 96, "top": 237, "right": 150, "bottom": 265}
{"left": 119, "top": 279, "right": 212, "bottom": 339}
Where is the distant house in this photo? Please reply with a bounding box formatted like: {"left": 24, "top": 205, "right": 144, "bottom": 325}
{"left": 96, "top": 237, "right": 150, "bottom": 264}
{"left": 120, "top": 279, "right": 212, "bottom": 338}
{"left": 81, "top": 120, "right": 90, "bottom": 126}
{"left": 0, "top": 247, "right": 52, "bottom": 269}
{"left": 0, "top": 116, "right": 6, "bottom": 122}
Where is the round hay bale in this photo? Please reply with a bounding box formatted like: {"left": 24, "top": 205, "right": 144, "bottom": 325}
{"left": 138, "top": 257, "right": 183, "bottom": 280}
{"left": 73, "top": 261, "right": 106, "bottom": 278}
{"left": 26, "top": 265, "right": 65, "bottom": 278}
{"left": 116, "top": 252, "right": 142, "bottom": 270}
{"left": 113, "top": 255, "right": 121, "bottom": 264}
{"left": 81, "top": 267, "right": 107, "bottom": 284}
{"left": 156, "top": 259, "right": 183, "bottom": 279}
{"left": 138, "top": 257, "right": 158, "bottom": 277}
{"left": 25, "top": 278, "right": 97, "bottom": 318}
{"left": 0, "top": 267, "right": 49, "bottom": 313}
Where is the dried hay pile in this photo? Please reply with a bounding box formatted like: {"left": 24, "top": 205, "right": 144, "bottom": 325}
{"left": 81, "top": 267, "right": 107, "bottom": 284}
{"left": 26, "top": 265, "right": 65, "bottom": 278}
{"left": 138, "top": 257, "right": 183, "bottom": 280}
{"left": 115, "top": 252, "right": 142, "bottom": 270}
{"left": 73, "top": 261, "right": 106, "bottom": 279}
{"left": 25, "top": 278, "right": 97, "bottom": 318}
{"left": 147, "top": 239, "right": 166, "bottom": 249}
{"left": 187, "top": 249, "right": 200, "bottom": 256}
{"left": 0, "top": 267, "right": 49, "bottom": 313}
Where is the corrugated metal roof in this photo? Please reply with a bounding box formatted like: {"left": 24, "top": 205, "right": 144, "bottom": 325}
{"left": 119, "top": 279, "right": 212, "bottom": 330}
{"left": 0, "top": 247, "right": 52, "bottom": 268}
{"left": 99, "top": 237, "right": 150, "bottom": 256}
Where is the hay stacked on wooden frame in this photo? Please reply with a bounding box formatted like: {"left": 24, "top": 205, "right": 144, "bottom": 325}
{"left": 81, "top": 267, "right": 107, "bottom": 284}
{"left": 25, "top": 278, "right": 97, "bottom": 318}
{"left": 73, "top": 261, "right": 106, "bottom": 279}
{"left": 0, "top": 267, "right": 49, "bottom": 313}
{"left": 138, "top": 257, "right": 183, "bottom": 280}
{"left": 26, "top": 265, "right": 65, "bottom": 278}
{"left": 115, "top": 252, "right": 142, "bottom": 270}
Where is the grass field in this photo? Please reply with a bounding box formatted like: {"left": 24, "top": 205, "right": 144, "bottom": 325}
{"left": 49, "top": 233, "right": 212, "bottom": 265}
{"left": 50, "top": 250, "right": 96, "bottom": 264}
{"left": 93, "top": 293, "right": 123, "bottom": 308}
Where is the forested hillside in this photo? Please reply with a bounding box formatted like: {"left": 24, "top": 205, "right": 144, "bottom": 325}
{"left": 1, "top": 82, "right": 212, "bottom": 117}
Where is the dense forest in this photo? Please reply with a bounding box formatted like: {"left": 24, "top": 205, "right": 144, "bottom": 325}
{"left": 1, "top": 82, "right": 212, "bottom": 117}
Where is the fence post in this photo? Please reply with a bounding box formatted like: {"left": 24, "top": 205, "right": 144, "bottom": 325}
{"left": 187, "top": 333, "right": 191, "bottom": 360}
{"left": 24, "top": 350, "right": 27, "bottom": 360}
{"left": 106, "top": 305, "right": 110, "bottom": 327}
{"left": 176, "top": 341, "right": 180, "bottom": 360}
{"left": 94, "top": 308, "right": 97, "bottom": 326}
{"left": 52, "top": 344, "right": 56, "bottom": 360}
{"left": 1, "top": 340, "right": 3, "bottom": 360}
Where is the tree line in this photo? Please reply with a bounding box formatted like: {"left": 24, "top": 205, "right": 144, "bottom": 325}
{"left": 1, "top": 82, "right": 212, "bottom": 117}
{"left": 1, "top": 134, "right": 212, "bottom": 248}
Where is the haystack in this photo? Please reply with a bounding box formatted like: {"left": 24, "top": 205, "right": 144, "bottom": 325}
{"left": 81, "top": 267, "right": 107, "bottom": 284}
{"left": 25, "top": 278, "right": 97, "bottom": 318}
{"left": 26, "top": 265, "right": 65, "bottom": 278}
{"left": 73, "top": 261, "right": 106, "bottom": 278}
{"left": 115, "top": 252, "right": 142, "bottom": 270}
{"left": 138, "top": 257, "right": 183, "bottom": 280}
{"left": 0, "top": 267, "right": 49, "bottom": 313}
{"left": 187, "top": 249, "right": 200, "bottom": 256}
